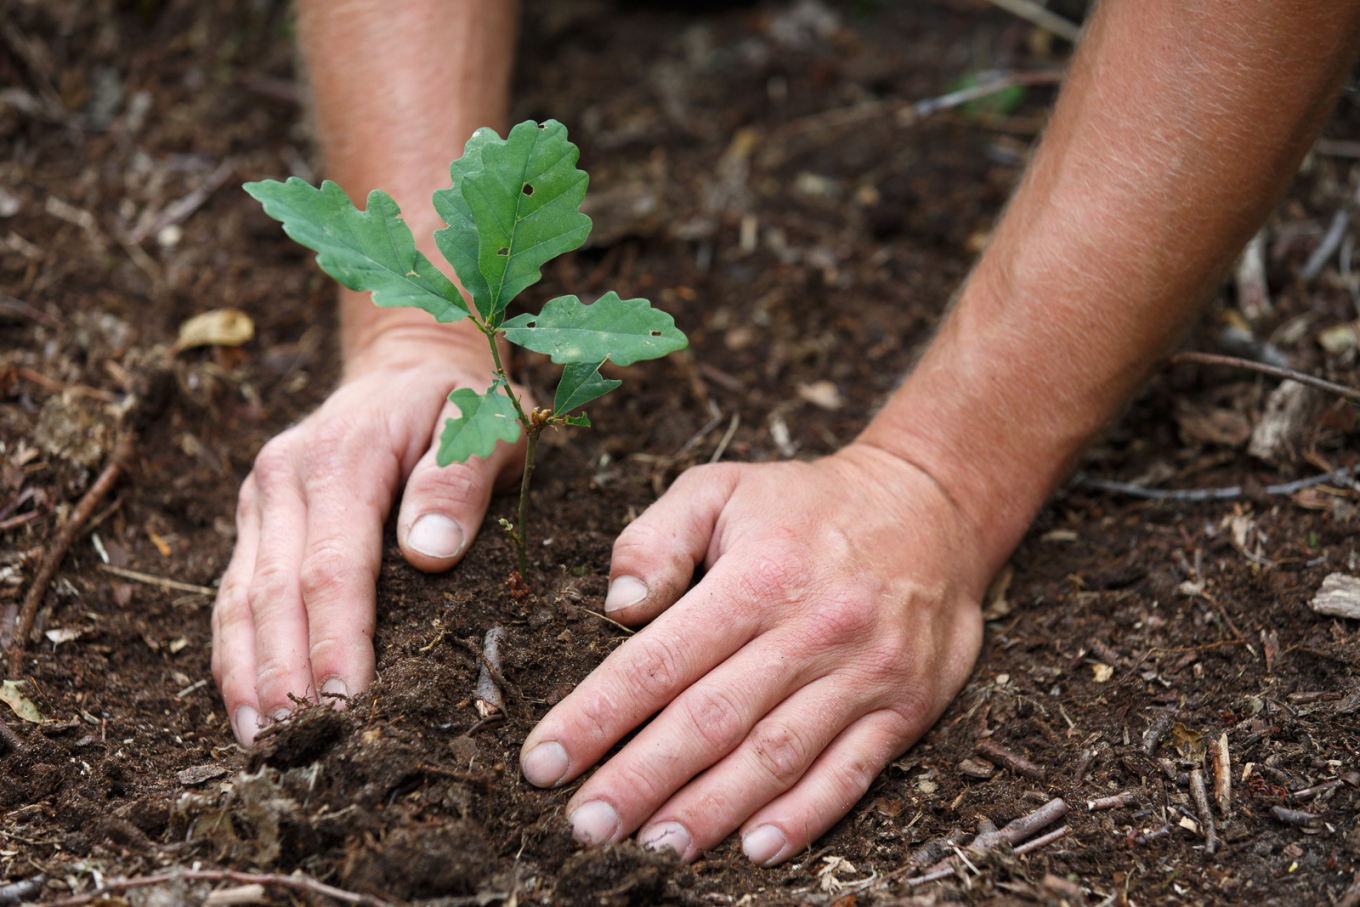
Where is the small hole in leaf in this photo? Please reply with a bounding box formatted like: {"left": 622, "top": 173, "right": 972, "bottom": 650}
{"left": 523, "top": 184, "right": 534, "bottom": 196}
{"left": 650, "top": 330, "right": 662, "bottom": 336}
{"left": 497, "top": 247, "right": 510, "bottom": 256}
{"left": 525, "top": 320, "right": 536, "bottom": 327}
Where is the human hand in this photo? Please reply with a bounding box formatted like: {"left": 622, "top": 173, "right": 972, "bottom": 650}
{"left": 517, "top": 443, "right": 986, "bottom": 865}
{"left": 211, "top": 322, "right": 527, "bottom": 747}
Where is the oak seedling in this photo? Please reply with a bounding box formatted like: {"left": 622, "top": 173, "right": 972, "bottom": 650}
{"left": 245, "top": 120, "right": 688, "bottom": 577}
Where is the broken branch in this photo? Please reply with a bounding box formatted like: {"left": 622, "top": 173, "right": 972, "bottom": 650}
{"left": 1189, "top": 768, "right": 1219, "bottom": 855}
{"left": 9, "top": 435, "right": 134, "bottom": 680}
{"left": 975, "top": 740, "right": 1047, "bottom": 780}
{"left": 1170, "top": 351, "right": 1360, "bottom": 405}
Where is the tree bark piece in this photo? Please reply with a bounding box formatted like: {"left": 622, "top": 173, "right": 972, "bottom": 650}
{"left": 1311, "top": 574, "right": 1360, "bottom": 620}
{"left": 1213, "top": 732, "right": 1231, "bottom": 817}
{"left": 1248, "top": 380, "right": 1314, "bottom": 464}
{"left": 474, "top": 626, "right": 508, "bottom": 718}
{"left": 1141, "top": 710, "right": 1177, "bottom": 757}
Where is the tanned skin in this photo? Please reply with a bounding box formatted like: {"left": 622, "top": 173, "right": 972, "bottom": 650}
{"left": 212, "top": 0, "right": 1360, "bottom": 867}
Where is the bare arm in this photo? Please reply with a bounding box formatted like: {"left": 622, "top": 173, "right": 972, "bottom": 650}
{"left": 866, "top": 0, "right": 1360, "bottom": 576}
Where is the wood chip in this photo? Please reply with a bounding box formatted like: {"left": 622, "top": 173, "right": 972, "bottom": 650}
{"left": 1311, "top": 573, "right": 1360, "bottom": 619}
{"left": 178, "top": 763, "right": 229, "bottom": 787}
{"left": 958, "top": 758, "right": 996, "bottom": 780}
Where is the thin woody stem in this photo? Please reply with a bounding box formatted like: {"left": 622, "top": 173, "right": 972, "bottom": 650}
{"left": 483, "top": 325, "right": 534, "bottom": 577}
{"left": 516, "top": 429, "right": 539, "bottom": 577}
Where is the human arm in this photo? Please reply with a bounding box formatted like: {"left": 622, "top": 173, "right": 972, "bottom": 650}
{"left": 211, "top": 0, "right": 521, "bottom": 745}
{"left": 517, "top": 0, "right": 1360, "bottom": 864}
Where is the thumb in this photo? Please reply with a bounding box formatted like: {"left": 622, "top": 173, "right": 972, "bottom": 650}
{"left": 397, "top": 396, "right": 524, "bottom": 572}
{"left": 604, "top": 462, "right": 740, "bottom": 625}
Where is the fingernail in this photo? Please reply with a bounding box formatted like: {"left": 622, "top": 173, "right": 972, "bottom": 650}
{"left": 640, "top": 822, "right": 692, "bottom": 861}
{"left": 408, "top": 514, "right": 466, "bottom": 560}
{"left": 742, "top": 825, "right": 787, "bottom": 866}
{"left": 233, "top": 705, "right": 260, "bottom": 748}
{"left": 604, "top": 575, "right": 647, "bottom": 612}
{"left": 321, "top": 677, "right": 348, "bottom": 710}
{"left": 569, "top": 800, "right": 620, "bottom": 845}
{"left": 522, "top": 741, "right": 570, "bottom": 787}
{"left": 268, "top": 707, "right": 291, "bottom": 724}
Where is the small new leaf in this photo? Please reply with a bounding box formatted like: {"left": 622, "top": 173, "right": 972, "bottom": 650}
{"left": 554, "top": 360, "right": 621, "bottom": 416}
{"left": 561, "top": 413, "right": 592, "bottom": 427}
{"left": 501, "top": 291, "right": 689, "bottom": 366}
{"left": 243, "top": 178, "right": 469, "bottom": 322}
{"left": 438, "top": 385, "right": 522, "bottom": 465}
{"left": 457, "top": 120, "right": 592, "bottom": 320}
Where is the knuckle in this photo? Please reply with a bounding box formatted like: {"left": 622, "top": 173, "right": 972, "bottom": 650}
{"left": 298, "top": 545, "right": 356, "bottom": 602}
{"left": 748, "top": 722, "right": 809, "bottom": 787}
{"left": 418, "top": 462, "right": 480, "bottom": 506}
{"left": 607, "top": 760, "right": 666, "bottom": 809}
{"left": 887, "top": 682, "right": 932, "bottom": 731}
{"left": 246, "top": 563, "right": 293, "bottom": 620}
{"left": 681, "top": 687, "right": 746, "bottom": 754}
{"left": 254, "top": 654, "right": 306, "bottom": 701}
{"left": 251, "top": 441, "right": 294, "bottom": 485}
{"left": 738, "top": 543, "right": 812, "bottom": 602}
{"left": 626, "top": 635, "right": 686, "bottom": 701}
{"left": 805, "top": 580, "right": 880, "bottom": 645}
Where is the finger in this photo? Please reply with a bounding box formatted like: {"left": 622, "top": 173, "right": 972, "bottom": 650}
{"left": 246, "top": 444, "right": 315, "bottom": 724}
{"left": 564, "top": 631, "right": 823, "bottom": 849}
{"left": 299, "top": 450, "right": 397, "bottom": 709}
{"left": 520, "top": 555, "right": 768, "bottom": 790}
{"left": 212, "top": 477, "right": 264, "bottom": 747}
{"left": 635, "top": 676, "right": 868, "bottom": 862}
{"left": 603, "top": 463, "right": 741, "bottom": 623}
{"left": 396, "top": 395, "right": 521, "bottom": 573}
{"left": 737, "top": 709, "right": 915, "bottom": 866}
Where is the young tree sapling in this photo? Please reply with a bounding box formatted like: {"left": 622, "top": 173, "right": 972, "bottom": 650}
{"left": 244, "top": 120, "right": 688, "bottom": 577}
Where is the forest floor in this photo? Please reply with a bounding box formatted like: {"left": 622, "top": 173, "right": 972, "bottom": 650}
{"left": 6, "top": 1, "right": 1360, "bottom": 905}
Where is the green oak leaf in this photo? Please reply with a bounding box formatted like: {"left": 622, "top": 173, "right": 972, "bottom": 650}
{"left": 501, "top": 291, "right": 688, "bottom": 366}
{"left": 553, "top": 360, "right": 620, "bottom": 416}
{"left": 243, "top": 178, "right": 468, "bottom": 322}
{"left": 437, "top": 384, "right": 522, "bottom": 465}
{"left": 432, "top": 128, "right": 500, "bottom": 319}
{"left": 459, "top": 120, "right": 592, "bottom": 320}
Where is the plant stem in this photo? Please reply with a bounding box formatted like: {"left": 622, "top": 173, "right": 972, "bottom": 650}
{"left": 482, "top": 325, "right": 535, "bottom": 577}
{"left": 515, "top": 428, "right": 539, "bottom": 577}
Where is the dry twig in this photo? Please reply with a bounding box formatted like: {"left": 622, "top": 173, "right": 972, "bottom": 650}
{"left": 1141, "top": 711, "right": 1177, "bottom": 757}
{"left": 0, "top": 875, "right": 44, "bottom": 905}
{"left": 9, "top": 436, "right": 134, "bottom": 680}
{"left": 1171, "top": 351, "right": 1360, "bottom": 405}
{"left": 975, "top": 740, "right": 1046, "bottom": 780}
{"left": 1189, "top": 768, "right": 1219, "bottom": 855}
{"left": 99, "top": 564, "right": 215, "bottom": 596}
{"left": 981, "top": 0, "right": 1082, "bottom": 41}
{"left": 1087, "top": 790, "right": 1139, "bottom": 812}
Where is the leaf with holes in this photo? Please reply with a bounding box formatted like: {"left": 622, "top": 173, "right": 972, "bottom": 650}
{"left": 437, "top": 384, "right": 522, "bottom": 465}
{"left": 432, "top": 127, "right": 501, "bottom": 319}
{"left": 457, "top": 120, "right": 592, "bottom": 321}
{"left": 244, "top": 178, "right": 469, "bottom": 322}
{"left": 553, "top": 360, "right": 621, "bottom": 416}
{"left": 501, "top": 292, "right": 688, "bottom": 366}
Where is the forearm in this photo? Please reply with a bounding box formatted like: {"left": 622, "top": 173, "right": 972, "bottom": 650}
{"left": 294, "top": 0, "right": 519, "bottom": 369}
{"left": 862, "top": 0, "right": 1360, "bottom": 579}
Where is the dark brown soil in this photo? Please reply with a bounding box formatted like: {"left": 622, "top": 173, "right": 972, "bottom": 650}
{"left": 6, "top": 1, "right": 1360, "bottom": 905}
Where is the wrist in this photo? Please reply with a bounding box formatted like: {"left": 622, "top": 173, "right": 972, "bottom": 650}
{"left": 856, "top": 276, "right": 1101, "bottom": 575}
{"left": 340, "top": 289, "right": 496, "bottom": 383}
